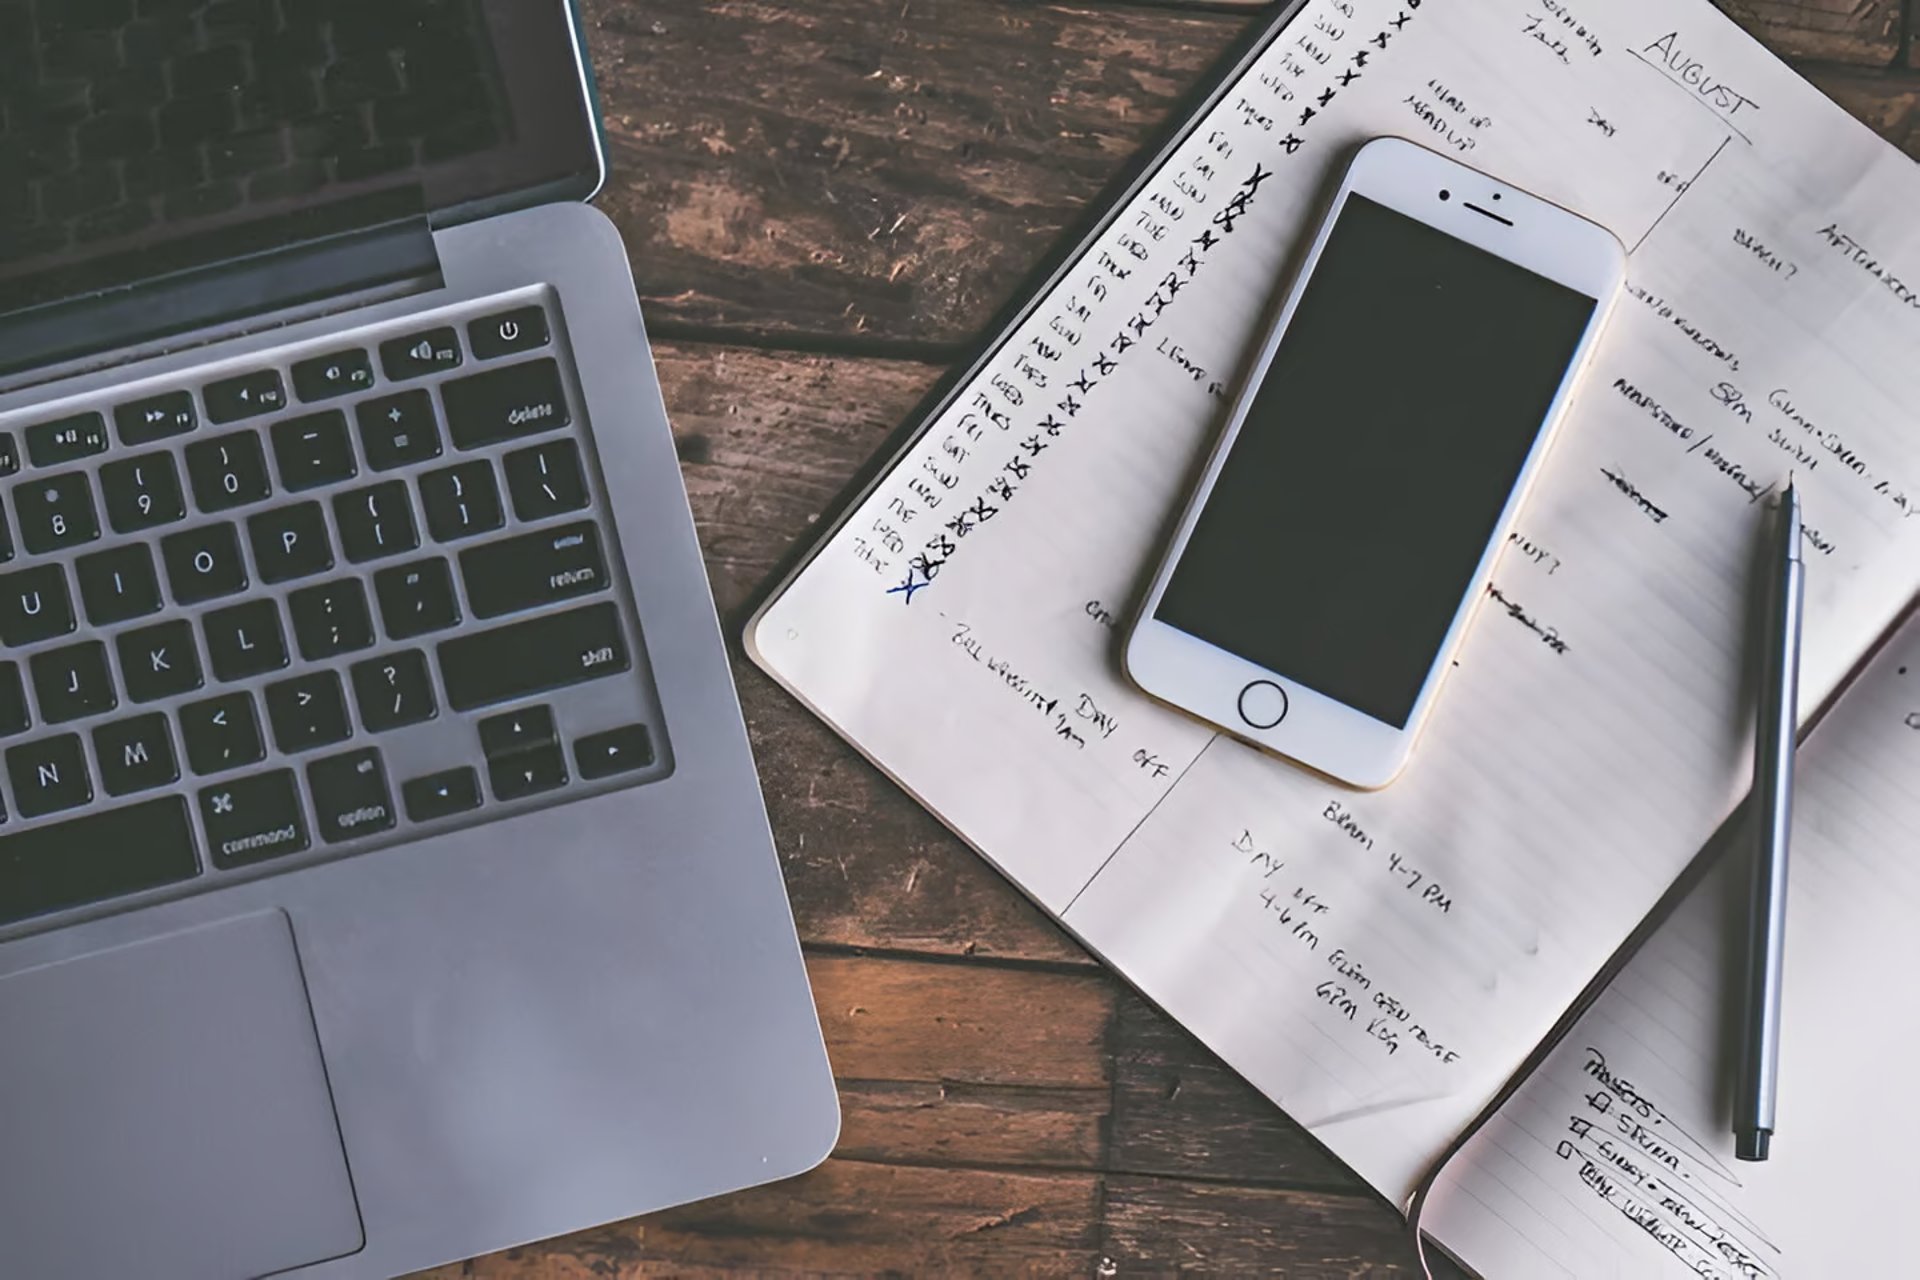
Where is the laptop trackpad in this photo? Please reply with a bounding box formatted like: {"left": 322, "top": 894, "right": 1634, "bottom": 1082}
{"left": 0, "top": 912, "right": 363, "bottom": 1280}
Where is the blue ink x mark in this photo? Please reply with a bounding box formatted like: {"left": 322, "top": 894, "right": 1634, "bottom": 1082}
{"left": 888, "top": 575, "right": 927, "bottom": 603}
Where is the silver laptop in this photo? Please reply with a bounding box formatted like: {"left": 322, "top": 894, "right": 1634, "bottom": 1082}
{"left": 0, "top": 3, "right": 837, "bottom": 1276}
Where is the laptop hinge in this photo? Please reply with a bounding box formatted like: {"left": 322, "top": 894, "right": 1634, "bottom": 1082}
{"left": 0, "top": 188, "right": 441, "bottom": 381}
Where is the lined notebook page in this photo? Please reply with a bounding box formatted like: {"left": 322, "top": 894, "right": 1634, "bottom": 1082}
{"left": 750, "top": 0, "right": 1920, "bottom": 1208}
{"left": 1420, "top": 613, "right": 1920, "bottom": 1278}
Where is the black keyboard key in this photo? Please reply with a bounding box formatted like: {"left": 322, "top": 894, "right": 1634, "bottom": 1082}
{"left": 402, "top": 766, "right": 480, "bottom": 821}
{"left": 291, "top": 348, "right": 375, "bottom": 403}
{"left": 30, "top": 641, "right": 116, "bottom": 724}
{"left": 488, "top": 742, "right": 567, "bottom": 801}
{"left": 460, "top": 522, "right": 608, "bottom": 620}
{"left": 115, "top": 390, "right": 197, "bottom": 445}
{"left": 26, "top": 411, "right": 108, "bottom": 466}
{"left": 100, "top": 451, "right": 186, "bottom": 532}
{"left": 380, "top": 327, "right": 461, "bottom": 380}
{"left": 334, "top": 480, "right": 418, "bottom": 563}
{"left": 179, "top": 691, "right": 264, "bottom": 775}
{"left": 504, "top": 438, "right": 589, "bottom": 521}
{"left": 16, "top": 471, "right": 100, "bottom": 553}
{"left": 0, "top": 797, "right": 197, "bottom": 926}
{"left": 270, "top": 410, "right": 356, "bottom": 491}
{"left": 265, "top": 670, "right": 350, "bottom": 754}
{"left": 439, "top": 602, "right": 630, "bottom": 712}
{"left": 576, "top": 724, "right": 655, "bottom": 779}
{"left": 6, "top": 733, "right": 92, "bottom": 818}
{"left": 351, "top": 651, "right": 437, "bottom": 731}
{"left": 419, "top": 460, "right": 503, "bottom": 542}
{"left": 76, "top": 543, "right": 162, "bottom": 626}
{"left": 0, "top": 663, "right": 28, "bottom": 737}
{"left": 288, "top": 577, "right": 374, "bottom": 660}
{"left": 469, "top": 306, "right": 550, "bottom": 360}
{"left": 119, "top": 620, "right": 203, "bottom": 703}
{"left": 0, "top": 433, "right": 19, "bottom": 476}
{"left": 373, "top": 557, "right": 459, "bottom": 639}
{"left": 442, "top": 359, "right": 569, "bottom": 450}
{"left": 0, "top": 501, "right": 14, "bottom": 563}
{"left": 201, "top": 769, "right": 308, "bottom": 868}
{"left": 203, "top": 599, "right": 288, "bottom": 681}
{"left": 307, "top": 746, "right": 395, "bottom": 844}
{"left": 162, "top": 522, "right": 248, "bottom": 604}
{"left": 95, "top": 713, "right": 180, "bottom": 796}
{"left": 0, "top": 564, "right": 76, "bottom": 647}
{"left": 186, "top": 431, "right": 272, "bottom": 512}
{"left": 204, "top": 369, "right": 286, "bottom": 423}
{"left": 248, "top": 501, "right": 334, "bottom": 584}
{"left": 479, "top": 705, "right": 556, "bottom": 758}
{"left": 356, "top": 390, "right": 441, "bottom": 471}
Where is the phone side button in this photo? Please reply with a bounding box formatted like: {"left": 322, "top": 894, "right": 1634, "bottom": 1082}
{"left": 1238, "top": 680, "right": 1289, "bottom": 730}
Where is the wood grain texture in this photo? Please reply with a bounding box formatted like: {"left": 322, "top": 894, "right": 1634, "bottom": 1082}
{"left": 1106, "top": 987, "right": 1362, "bottom": 1191}
{"left": 430, "top": 1161, "right": 1104, "bottom": 1277}
{"left": 1099, "top": 1177, "right": 1432, "bottom": 1277}
{"left": 1712, "top": 0, "right": 1905, "bottom": 66}
{"left": 580, "top": 0, "right": 1246, "bottom": 348}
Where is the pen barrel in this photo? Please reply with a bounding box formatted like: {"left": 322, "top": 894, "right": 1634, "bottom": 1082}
{"left": 1737, "top": 552, "right": 1803, "bottom": 1146}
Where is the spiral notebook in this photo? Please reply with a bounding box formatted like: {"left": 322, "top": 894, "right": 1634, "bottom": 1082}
{"left": 746, "top": 0, "right": 1920, "bottom": 1273}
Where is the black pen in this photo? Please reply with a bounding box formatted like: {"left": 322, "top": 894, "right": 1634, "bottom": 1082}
{"left": 1735, "top": 480, "right": 1803, "bottom": 1162}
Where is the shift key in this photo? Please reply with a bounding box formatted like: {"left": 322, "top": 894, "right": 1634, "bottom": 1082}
{"left": 438, "top": 602, "right": 629, "bottom": 711}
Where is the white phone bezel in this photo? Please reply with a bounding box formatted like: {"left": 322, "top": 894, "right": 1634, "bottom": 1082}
{"left": 1123, "top": 136, "right": 1625, "bottom": 789}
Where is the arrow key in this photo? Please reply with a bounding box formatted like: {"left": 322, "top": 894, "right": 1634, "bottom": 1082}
{"left": 575, "top": 724, "right": 655, "bottom": 779}
{"left": 488, "top": 742, "right": 567, "bottom": 801}
{"left": 402, "top": 766, "right": 481, "bottom": 822}
{"left": 478, "top": 704, "right": 555, "bottom": 758}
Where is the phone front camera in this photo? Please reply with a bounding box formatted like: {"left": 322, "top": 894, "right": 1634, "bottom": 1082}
{"left": 1439, "top": 189, "right": 1451, "bottom": 201}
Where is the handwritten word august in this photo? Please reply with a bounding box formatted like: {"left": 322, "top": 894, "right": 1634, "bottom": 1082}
{"left": 1642, "top": 33, "right": 1759, "bottom": 119}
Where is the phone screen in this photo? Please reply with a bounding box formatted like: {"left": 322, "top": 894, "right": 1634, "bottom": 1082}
{"left": 1155, "top": 193, "right": 1599, "bottom": 728}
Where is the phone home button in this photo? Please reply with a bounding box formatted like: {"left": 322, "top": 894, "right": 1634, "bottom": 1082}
{"left": 1237, "top": 680, "right": 1289, "bottom": 730}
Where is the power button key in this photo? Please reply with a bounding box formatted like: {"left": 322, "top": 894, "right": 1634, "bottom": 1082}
{"left": 469, "top": 307, "right": 552, "bottom": 361}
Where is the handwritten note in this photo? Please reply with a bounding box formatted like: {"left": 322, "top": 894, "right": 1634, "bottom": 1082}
{"left": 750, "top": 0, "right": 1920, "bottom": 1214}
{"left": 1422, "top": 615, "right": 1920, "bottom": 1277}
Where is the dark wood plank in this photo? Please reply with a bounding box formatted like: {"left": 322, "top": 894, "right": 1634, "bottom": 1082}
{"left": 581, "top": 0, "right": 1249, "bottom": 348}
{"left": 807, "top": 953, "right": 1113, "bottom": 1089}
{"left": 424, "top": 1161, "right": 1103, "bottom": 1277}
{"left": 1715, "top": 0, "right": 1904, "bottom": 65}
{"left": 1100, "top": 1175, "right": 1429, "bottom": 1277}
{"left": 1107, "top": 987, "right": 1362, "bottom": 1191}
{"left": 1805, "top": 66, "right": 1920, "bottom": 155}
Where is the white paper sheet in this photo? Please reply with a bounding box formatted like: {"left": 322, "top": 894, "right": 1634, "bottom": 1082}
{"left": 1421, "top": 612, "right": 1920, "bottom": 1278}
{"left": 751, "top": 0, "right": 1920, "bottom": 1215}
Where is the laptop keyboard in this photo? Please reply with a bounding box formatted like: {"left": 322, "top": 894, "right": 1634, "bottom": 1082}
{"left": 0, "top": 292, "right": 669, "bottom": 929}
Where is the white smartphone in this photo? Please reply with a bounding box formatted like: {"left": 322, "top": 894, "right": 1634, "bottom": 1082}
{"left": 1124, "top": 136, "right": 1624, "bottom": 789}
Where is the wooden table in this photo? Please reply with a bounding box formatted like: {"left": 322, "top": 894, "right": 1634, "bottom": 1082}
{"left": 425, "top": 2, "right": 1920, "bottom": 1273}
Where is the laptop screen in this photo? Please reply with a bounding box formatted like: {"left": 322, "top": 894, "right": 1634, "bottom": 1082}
{"left": 0, "top": 0, "right": 601, "bottom": 315}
